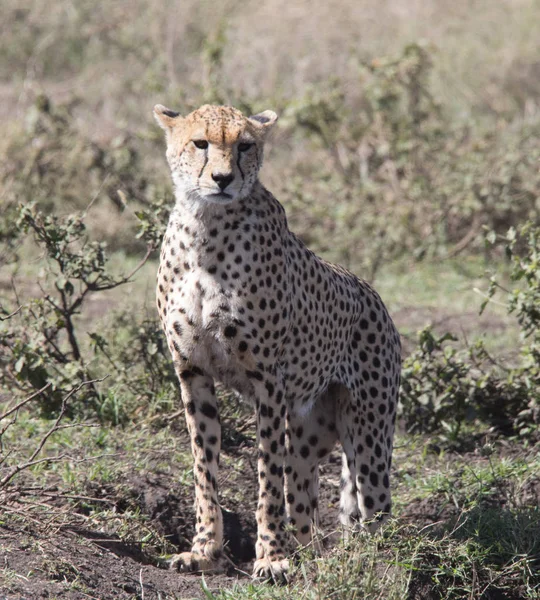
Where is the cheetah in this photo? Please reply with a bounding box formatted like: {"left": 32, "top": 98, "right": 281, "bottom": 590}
{"left": 153, "top": 103, "right": 401, "bottom": 581}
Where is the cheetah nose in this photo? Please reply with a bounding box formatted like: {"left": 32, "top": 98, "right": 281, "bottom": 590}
{"left": 212, "top": 172, "right": 234, "bottom": 191}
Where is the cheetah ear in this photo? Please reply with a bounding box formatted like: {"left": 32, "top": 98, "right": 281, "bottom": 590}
{"left": 248, "top": 110, "right": 278, "bottom": 134}
{"left": 153, "top": 104, "right": 182, "bottom": 131}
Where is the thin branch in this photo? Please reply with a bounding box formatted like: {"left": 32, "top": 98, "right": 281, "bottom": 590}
{"left": 42, "top": 328, "right": 69, "bottom": 363}
{"left": 472, "top": 288, "right": 507, "bottom": 308}
{"left": 66, "top": 285, "right": 92, "bottom": 316}
{"left": 445, "top": 214, "right": 482, "bottom": 259}
{"left": 27, "top": 392, "right": 75, "bottom": 464}
{"left": 0, "top": 306, "right": 22, "bottom": 321}
{"left": 82, "top": 173, "right": 111, "bottom": 218}
{"left": 0, "top": 383, "right": 52, "bottom": 422}
{"left": 10, "top": 276, "right": 21, "bottom": 309}
{"left": 139, "top": 569, "right": 145, "bottom": 600}
{"left": 0, "top": 449, "right": 14, "bottom": 467}
{"left": 17, "top": 489, "right": 115, "bottom": 504}
{"left": 145, "top": 408, "right": 184, "bottom": 423}
{"left": 492, "top": 280, "right": 512, "bottom": 295}
{"left": 53, "top": 423, "right": 100, "bottom": 431}
{"left": 66, "top": 244, "right": 153, "bottom": 318}
{"left": 1, "top": 417, "right": 18, "bottom": 445}
{"left": 0, "top": 504, "right": 48, "bottom": 527}
{"left": 41, "top": 290, "right": 63, "bottom": 313}
{"left": 1, "top": 451, "right": 120, "bottom": 490}
{"left": 58, "top": 287, "right": 82, "bottom": 361}
{"left": 69, "top": 452, "right": 120, "bottom": 464}
{"left": 1, "top": 454, "right": 70, "bottom": 488}
{"left": 0, "top": 378, "right": 105, "bottom": 488}
{"left": 92, "top": 245, "right": 154, "bottom": 292}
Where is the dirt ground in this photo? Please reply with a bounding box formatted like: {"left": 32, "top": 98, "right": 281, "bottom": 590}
{"left": 0, "top": 442, "right": 345, "bottom": 600}
{"left": 2, "top": 415, "right": 540, "bottom": 600}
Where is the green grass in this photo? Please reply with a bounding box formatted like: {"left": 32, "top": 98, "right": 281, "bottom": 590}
{"left": 202, "top": 439, "right": 540, "bottom": 599}
{"left": 375, "top": 256, "right": 494, "bottom": 311}
{"left": 205, "top": 516, "right": 540, "bottom": 599}
{"left": 372, "top": 257, "right": 520, "bottom": 356}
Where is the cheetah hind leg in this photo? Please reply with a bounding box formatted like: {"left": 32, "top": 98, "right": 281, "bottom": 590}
{"left": 285, "top": 391, "right": 339, "bottom": 548}
{"left": 252, "top": 557, "right": 290, "bottom": 583}
{"left": 338, "top": 389, "right": 393, "bottom": 535}
{"left": 338, "top": 448, "right": 361, "bottom": 536}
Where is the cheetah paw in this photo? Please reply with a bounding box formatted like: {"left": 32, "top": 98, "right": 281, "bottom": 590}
{"left": 168, "top": 551, "right": 224, "bottom": 574}
{"left": 252, "top": 557, "right": 289, "bottom": 583}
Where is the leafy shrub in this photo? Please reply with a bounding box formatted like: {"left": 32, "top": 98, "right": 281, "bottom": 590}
{"left": 281, "top": 44, "right": 540, "bottom": 277}
{"left": 0, "top": 95, "right": 171, "bottom": 253}
{"left": 484, "top": 223, "right": 540, "bottom": 434}
{"left": 3, "top": 45, "right": 538, "bottom": 278}
{"left": 400, "top": 223, "right": 540, "bottom": 443}
{"left": 94, "top": 315, "right": 178, "bottom": 423}
{"left": 399, "top": 329, "right": 527, "bottom": 442}
{"left": 0, "top": 202, "right": 171, "bottom": 421}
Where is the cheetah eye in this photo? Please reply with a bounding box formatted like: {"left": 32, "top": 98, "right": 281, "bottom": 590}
{"left": 193, "top": 140, "right": 209, "bottom": 150}
{"left": 238, "top": 142, "right": 253, "bottom": 152}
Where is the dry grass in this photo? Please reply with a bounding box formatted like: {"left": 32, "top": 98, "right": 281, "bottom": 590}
{"left": 2, "top": 0, "right": 539, "bottom": 134}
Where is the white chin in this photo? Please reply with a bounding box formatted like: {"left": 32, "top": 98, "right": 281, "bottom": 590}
{"left": 202, "top": 192, "right": 236, "bottom": 204}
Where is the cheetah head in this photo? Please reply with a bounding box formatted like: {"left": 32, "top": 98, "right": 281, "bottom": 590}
{"left": 154, "top": 104, "right": 278, "bottom": 205}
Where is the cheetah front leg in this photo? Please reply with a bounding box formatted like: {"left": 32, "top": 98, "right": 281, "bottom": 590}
{"left": 250, "top": 374, "right": 289, "bottom": 581}
{"left": 169, "top": 367, "right": 224, "bottom": 573}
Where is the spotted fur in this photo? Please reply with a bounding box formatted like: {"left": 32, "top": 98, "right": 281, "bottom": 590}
{"left": 153, "top": 104, "right": 401, "bottom": 581}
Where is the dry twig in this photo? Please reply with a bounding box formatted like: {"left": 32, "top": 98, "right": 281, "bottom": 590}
{"left": 0, "top": 378, "right": 105, "bottom": 489}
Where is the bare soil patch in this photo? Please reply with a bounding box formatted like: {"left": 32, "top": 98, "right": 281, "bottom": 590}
{"left": 394, "top": 306, "right": 515, "bottom": 356}
{"left": 0, "top": 431, "right": 346, "bottom": 599}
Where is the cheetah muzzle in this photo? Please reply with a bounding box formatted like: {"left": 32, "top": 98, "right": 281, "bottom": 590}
{"left": 153, "top": 103, "right": 401, "bottom": 581}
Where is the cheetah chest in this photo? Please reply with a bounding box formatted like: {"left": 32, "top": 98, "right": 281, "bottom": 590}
{"left": 163, "top": 268, "right": 229, "bottom": 350}
{"left": 158, "top": 262, "right": 260, "bottom": 389}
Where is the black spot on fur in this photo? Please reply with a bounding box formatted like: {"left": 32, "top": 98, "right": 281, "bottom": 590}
{"left": 201, "top": 402, "right": 217, "bottom": 419}
{"left": 224, "top": 325, "right": 237, "bottom": 338}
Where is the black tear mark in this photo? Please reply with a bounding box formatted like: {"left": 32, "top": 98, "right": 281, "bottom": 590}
{"left": 197, "top": 120, "right": 210, "bottom": 181}
{"left": 198, "top": 152, "right": 209, "bottom": 181}
{"left": 236, "top": 150, "right": 246, "bottom": 196}
{"left": 236, "top": 152, "right": 245, "bottom": 182}
{"left": 163, "top": 109, "right": 180, "bottom": 118}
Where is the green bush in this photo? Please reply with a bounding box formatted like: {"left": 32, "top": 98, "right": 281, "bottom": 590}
{"left": 485, "top": 223, "right": 540, "bottom": 435}
{"left": 281, "top": 44, "right": 540, "bottom": 277}
{"left": 400, "top": 223, "right": 540, "bottom": 443}
{"left": 0, "top": 202, "right": 172, "bottom": 422}
{"left": 2, "top": 45, "right": 538, "bottom": 277}
{"left": 0, "top": 96, "right": 171, "bottom": 253}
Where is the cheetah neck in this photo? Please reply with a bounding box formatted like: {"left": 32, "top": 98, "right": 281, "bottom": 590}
{"left": 163, "top": 178, "right": 287, "bottom": 290}
{"left": 172, "top": 178, "right": 263, "bottom": 218}
{"left": 170, "top": 180, "right": 272, "bottom": 232}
